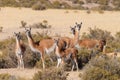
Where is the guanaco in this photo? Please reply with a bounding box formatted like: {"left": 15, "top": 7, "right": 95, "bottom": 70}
{"left": 25, "top": 28, "right": 57, "bottom": 69}
{"left": 14, "top": 32, "right": 26, "bottom": 69}
{"left": 55, "top": 39, "right": 78, "bottom": 71}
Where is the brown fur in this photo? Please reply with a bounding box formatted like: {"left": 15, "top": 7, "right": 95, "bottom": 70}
{"left": 55, "top": 39, "right": 78, "bottom": 71}
{"left": 39, "top": 39, "right": 54, "bottom": 49}
{"left": 78, "top": 39, "right": 99, "bottom": 49}
{"left": 78, "top": 39, "right": 106, "bottom": 52}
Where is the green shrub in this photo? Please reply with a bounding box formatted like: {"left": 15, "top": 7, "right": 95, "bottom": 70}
{"left": 32, "top": 68, "right": 67, "bottom": 80}
{"left": 82, "top": 56, "right": 120, "bottom": 80}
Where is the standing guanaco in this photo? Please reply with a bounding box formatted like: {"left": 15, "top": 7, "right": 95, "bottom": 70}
{"left": 14, "top": 32, "right": 26, "bottom": 69}
{"left": 25, "top": 28, "right": 57, "bottom": 69}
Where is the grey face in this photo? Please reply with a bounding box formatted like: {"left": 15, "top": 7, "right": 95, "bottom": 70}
{"left": 54, "top": 39, "right": 59, "bottom": 46}
{"left": 70, "top": 26, "right": 76, "bottom": 35}
{"left": 14, "top": 32, "right": 21, "bottom": 40}
{"left": 25, "top": 27, "right": 31, "bottom": 37}
{"left": 75, "top": 22, "right": 82, "bottom": 31}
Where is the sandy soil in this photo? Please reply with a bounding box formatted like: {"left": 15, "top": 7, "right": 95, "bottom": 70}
{"left": 0, "top": 7, "right": 120, "bottom": 40}
{"left": 0, "top": 68, "right": 40, "bottom": 79}
{"left": 0, "top": 68, "right": 82, "bottom": 80}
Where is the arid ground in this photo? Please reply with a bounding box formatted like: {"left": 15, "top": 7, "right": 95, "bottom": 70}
{"left": 0, "top": 7, "right": 120, "bottom": 40}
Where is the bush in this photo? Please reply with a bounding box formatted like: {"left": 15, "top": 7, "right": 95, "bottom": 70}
{"left": 32, "top": 2, "right": 46, "bottom": 10}
{"left": 20, "top": 21, "right": 27, "bottom": 28}
{"left": 0, "top": 73, "right": 27, "bottom": 80}
{"left": 32, "top": 68, "right": 67, "bottom": 80}
{"left": 0, "top": 73, "right": 11, "bottom": 80}
{"left": 82, "top": 56, "right": 120, "bottom": 80}
{"left": 29, "top": 20, "right": 51, "bottom": 29}
{"left": 0, "top": 38, "right": 17, "bottom": 68}
{"left": 81, "top": 27, "right": 113, "bottom": 40}
{"left": 77, "top": 48, "right": 93, "bottom": 68}
{"left": 0, "top": 26, "right": 3, "bottom": 32}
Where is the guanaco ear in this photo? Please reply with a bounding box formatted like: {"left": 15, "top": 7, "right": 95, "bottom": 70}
{"left": 19, "top": 32, "right": 20, "bottom": 34}
{"left": 75, "top": 22, "right": 78, "bottom": 25}
{"left": 80, "top": 22, "right": 82, "bottom": 25}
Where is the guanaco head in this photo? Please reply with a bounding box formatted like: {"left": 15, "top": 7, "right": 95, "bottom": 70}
{"left": 75, "top": 22, "right": 82, "bottom": 31}
{"left": 25, "top": 27, "right": 31, "bottom": 37}
{"left": 70, "top": 26, "right": 76, "bottom": 35}
{"left": 14, "top": 32, "right": 21, "bottom": 40}
{"left": 98, "top": 39, "right": 106, "bottom": 52}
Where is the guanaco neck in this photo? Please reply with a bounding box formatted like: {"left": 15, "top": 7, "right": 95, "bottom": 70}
{"left": 16, "top": 37, "right": 21, "bottom": 49}
{"left": 26, "top": 33, "right": 36, "bottom": 48}
{"left": 73, "top": 30, "right": 79, "bottom": 46}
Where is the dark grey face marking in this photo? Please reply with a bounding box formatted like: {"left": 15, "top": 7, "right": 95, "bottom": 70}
{"left": 14, "top": 32, "right": 21, "bottom": 40}
{"left": 70, "top": 26, "right": 76, "bottom": 35}
{"left": 75, "top": 22, "right": 82, "bottom": 31}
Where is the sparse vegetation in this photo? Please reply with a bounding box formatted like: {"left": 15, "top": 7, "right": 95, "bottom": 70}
{"left": 32, "top": 2, "right": 46, "bottom": 10}
{"left": 29, "top": 20, "right": 51, "bottom": 29}
{"left": 0, "top": 0, "right": 120, "bottom": 11}
{"left": 82, "top": 56, "right": 120, "bottom": 80}
{"left": 32, "top": 68, "right": 67, "bottom": 80}
{"left": 0, "top": 73, "right": 27, "bottom": 80}
{"left": 20, "top": 21, "right": 27, "bottom": 28}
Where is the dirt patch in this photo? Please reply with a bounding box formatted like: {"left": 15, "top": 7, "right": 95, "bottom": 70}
{"left": 0, "top": 68, "right": 40, "bottom": 79}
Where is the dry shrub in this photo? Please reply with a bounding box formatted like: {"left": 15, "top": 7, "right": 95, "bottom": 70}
{"left": 0, "top": 38, "right": 17, "bottom": 68}
{"left": 20, "top": 21, "right": 27, "bottom": 28}
{"left": 0, "top": 73, "right": 11, "bottom": 80}
{"left": 0, "top": 26, "right": 3, "bottom": 32}
{"left": 0, "top": 73, "right": 27, "bottom": 80}
{"left": 29, "top": 20, "right": 51, "bottom": 29}
{"left": 32, "top": 68, "right": 67, "bottom": 80}
{"left": 32, "top": 2, "right": 46, "bottom": 10}
{"left": 81, "top": 27, "right": 113, "bottom": 40}
{"left": 82, "top": 56, "right": 120, "bottom": 80}
{"left": 77, "top": 48, "right": 93, "bottom": 68}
